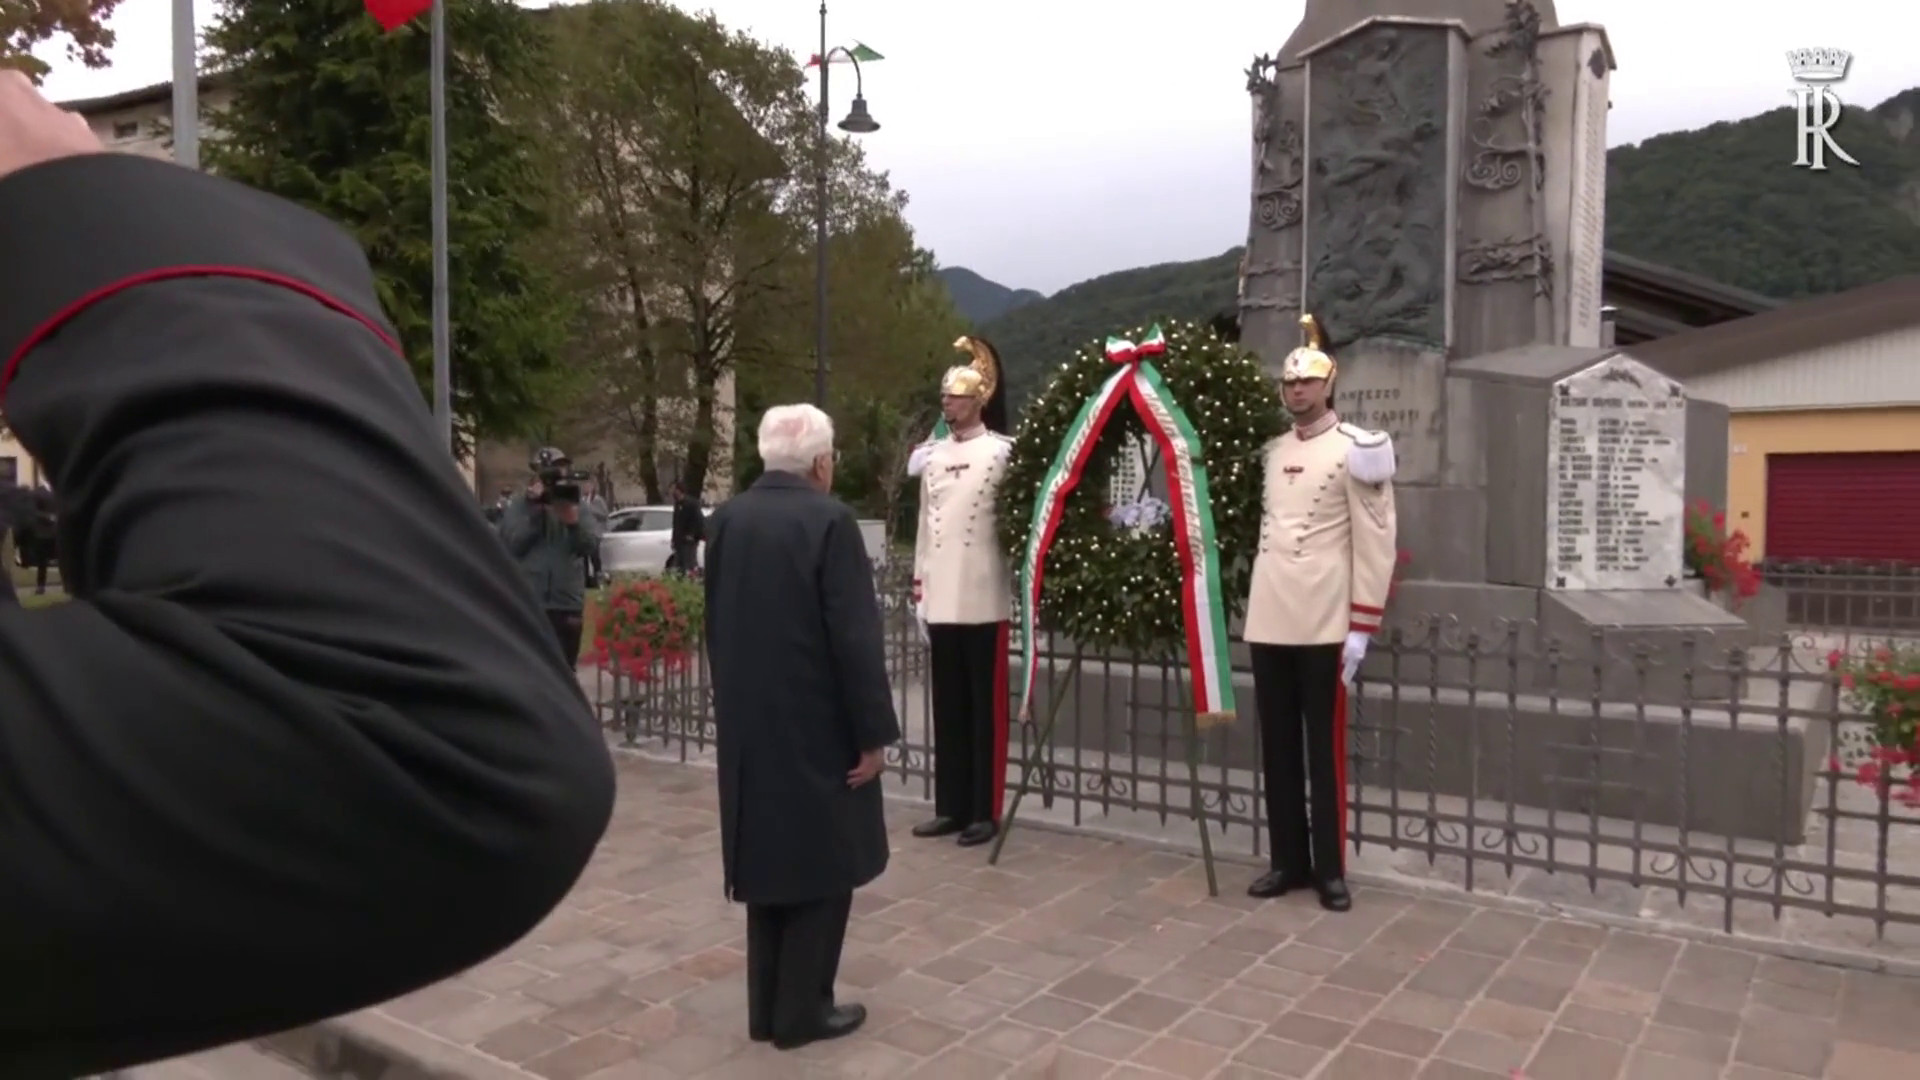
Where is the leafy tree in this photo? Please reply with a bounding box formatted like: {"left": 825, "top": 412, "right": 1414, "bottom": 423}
{"left": 4, "top": 0, "right": 119, "bottom": 83}
{"left": 203, "top": 0, "right": 571, "bottom": 455}
{"left": 531, "top": 0, "right": 959, "bottom": 503}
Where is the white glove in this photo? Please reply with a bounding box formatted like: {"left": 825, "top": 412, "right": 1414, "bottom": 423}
{"left": 1341, "top": 631, "right": 1370, "bottom": 685}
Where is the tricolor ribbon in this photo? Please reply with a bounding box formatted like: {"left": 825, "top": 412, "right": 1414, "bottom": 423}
{"left": 1014, "top": 323, "right": 1237, "bottom": 728}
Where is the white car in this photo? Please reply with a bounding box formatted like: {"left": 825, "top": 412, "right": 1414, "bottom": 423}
{"left": 599, "top": 505, "right": 709, "bottom": 575}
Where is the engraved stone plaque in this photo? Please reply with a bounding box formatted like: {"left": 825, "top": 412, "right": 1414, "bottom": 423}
{"left": 1545, "top": 356, "right": 1686, "bottom": 591}
{"left": 1332, "top": 343, "right": 1445, "bottom": 485}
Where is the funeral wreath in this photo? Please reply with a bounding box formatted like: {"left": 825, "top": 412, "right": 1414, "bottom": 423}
{"left": 997, "top": 320, "right": 1285, "bottom": 662}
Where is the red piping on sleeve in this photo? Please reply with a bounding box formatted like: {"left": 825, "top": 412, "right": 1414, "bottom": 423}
{"left": 0, "top": 265, "right": 403, "bottom": 407}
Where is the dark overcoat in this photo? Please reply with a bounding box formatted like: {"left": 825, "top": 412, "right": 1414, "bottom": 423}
{"left": 0, "top": 153, "right": 613, "bottom": 1076}
{"left": 705, "top": 471, "right": 901, "bottom": 905}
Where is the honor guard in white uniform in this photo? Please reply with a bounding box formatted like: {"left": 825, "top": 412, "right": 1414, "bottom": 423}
{"left": 910, "top": 336, "right": 1014, "bottom": 848}
{"left": 1243, "top": 314, "right": 1398, "bottom": 912}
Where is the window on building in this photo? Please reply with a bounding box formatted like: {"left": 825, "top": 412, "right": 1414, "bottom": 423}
{"left": 0, "top": 456, "right": 16, "bottom": 484}
{"left": 112, "top": 120, "right": 140, "bottom": 140}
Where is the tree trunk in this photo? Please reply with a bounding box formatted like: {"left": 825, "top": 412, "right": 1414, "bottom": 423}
{"left": 684, "top": 370, "right": 718, "bottom": 498}
{"left": 619, "top": 269, "right": 664, "bottom": 504}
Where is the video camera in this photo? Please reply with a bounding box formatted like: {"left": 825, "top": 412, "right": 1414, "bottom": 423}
{"left": 529, "top": 447, "right": 588, "bottom": 505}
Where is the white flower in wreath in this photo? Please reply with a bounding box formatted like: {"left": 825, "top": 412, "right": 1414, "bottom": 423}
{"left": 1110, "top": 495, "right": 1171, "bottom": 533}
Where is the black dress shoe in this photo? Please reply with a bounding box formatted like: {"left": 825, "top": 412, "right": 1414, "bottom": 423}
{"left": 957, "top": 821, "right": 998, "bottom": 847}
{"left": 1316, "top": 878, "right": 1353, "bottom": 912}
{"left": 1247, "top": 869, "right": 1313, "bottom": 899}
{"left": 772, "top": 1002, "right": 867, "bottom": 1050}
{"left": 912, "top": 817, "right": 964, "bottom": 838}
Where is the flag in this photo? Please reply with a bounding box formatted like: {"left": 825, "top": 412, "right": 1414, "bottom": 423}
{"left": 806, "top": 42, "right": 883, "bottom": 67}
{"left": 366, "top": 0, "right": 433, "bottom": 32}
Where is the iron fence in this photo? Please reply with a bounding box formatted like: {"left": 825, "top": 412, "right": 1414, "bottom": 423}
{"left": 591, "top": 562, "right": 1920, "bottom": 945}
{"left": 1759, "top": 558, "right": 1920, "bottom": 648}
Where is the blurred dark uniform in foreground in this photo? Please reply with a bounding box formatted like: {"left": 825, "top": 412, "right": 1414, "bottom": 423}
{"left": 0, "top": 153, "right": 614, "bottom": 1076}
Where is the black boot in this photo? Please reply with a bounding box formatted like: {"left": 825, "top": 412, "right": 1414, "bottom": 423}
{"left": 1316, "top": 878, "right": 1353, "bottom": 912}
{"left": 773, "top": 1003, "right": 867, "bottom": 1050}
{"left": 957, "top": 821, "right": 998, "bottom": 847}
{"left": 1247, "top": 869, "right": 1312, "bottom": 899}
{"left": 912, "top": 817, "right": 963, "bottom": 838}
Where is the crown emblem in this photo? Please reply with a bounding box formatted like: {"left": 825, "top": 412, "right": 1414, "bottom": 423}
{"left": 1786, "top": 47, "right": 1851, "bottom": 82}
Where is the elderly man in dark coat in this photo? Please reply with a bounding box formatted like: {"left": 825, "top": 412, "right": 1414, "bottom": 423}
{"left": 704, "top": 403, "right": 900, "bottom": 1051}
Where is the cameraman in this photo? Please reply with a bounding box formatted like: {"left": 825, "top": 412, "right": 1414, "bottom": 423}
{"left": 498, "top": 448, "right": 604, "bottom": 664}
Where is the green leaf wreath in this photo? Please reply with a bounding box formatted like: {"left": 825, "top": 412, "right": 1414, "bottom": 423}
{"left": 997, "top": 320, "right": 1286, "bottom": 656}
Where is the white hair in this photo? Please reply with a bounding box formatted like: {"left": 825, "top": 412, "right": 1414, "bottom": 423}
{"left": 757, "top": 404, "right": 836, "bottom": 473}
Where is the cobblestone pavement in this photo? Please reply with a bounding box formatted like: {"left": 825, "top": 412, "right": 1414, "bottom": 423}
{"left": 361, "top": 755, "right": 1920, "bottom": 1079}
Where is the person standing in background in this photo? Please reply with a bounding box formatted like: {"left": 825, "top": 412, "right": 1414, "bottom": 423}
{"left": 22, "top": 480, "right": 54, "bottom": 594}
{"left": 581, "top": 474, "right": 609, "bottom": 587}
{"left": 0, "top": 477, "right": 33, "bottom": 606}
{"left": 497, "top": 448, "right": 603, "bottom": 664}
{"left": 669, "top": 479, "right": 705, "bottom": 575}
{"left": 704, "top": 404, "right": 898, "bottom": 1051}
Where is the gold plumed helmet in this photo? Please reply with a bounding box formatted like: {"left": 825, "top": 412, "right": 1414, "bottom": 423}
{"left": 941, "top": 336, "right": 999, "bottom": 400}
{"left": 1281, "top": 313, "right": 1336, "bottom": 382}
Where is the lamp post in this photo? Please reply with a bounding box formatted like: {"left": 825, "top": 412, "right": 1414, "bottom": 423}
{"left": 813, "top": 2, "right": 880, "bottom": 407}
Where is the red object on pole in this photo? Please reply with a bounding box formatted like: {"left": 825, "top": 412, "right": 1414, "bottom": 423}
{"left": 365, "top": 0, "right": 433, "bottom": 31}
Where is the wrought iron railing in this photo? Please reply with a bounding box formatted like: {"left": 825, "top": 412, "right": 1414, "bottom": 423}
{"left": 1759, "top": 558, "right": 1920, "bottom": 648}
{"left": 590, "top": 562, "right": 1920, "bottom": 947}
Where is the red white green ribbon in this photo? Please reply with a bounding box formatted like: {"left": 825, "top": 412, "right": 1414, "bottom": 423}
{"left": 1014, "top": 324, "right": 1237, "bottom": 727}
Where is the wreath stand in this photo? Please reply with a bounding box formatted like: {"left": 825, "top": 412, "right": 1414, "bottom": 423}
{"left": 986, "top": 325, "right": 1255, "bottom": 898}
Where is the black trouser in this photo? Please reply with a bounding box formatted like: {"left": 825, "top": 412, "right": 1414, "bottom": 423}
{"left": 1251, "top": 642, "right": 1346, "bottom": 881}
{"left": 670, "top": 541, "right": 698, "bottom": 574}
{"left": 746, "top": 891, "right": 853, "bottom": 1041}
{"left": 547, "top": 609, "right": 584, "bottom": 666}
{"left": 927, "top": 621, "right": 1009, "bottom": 826}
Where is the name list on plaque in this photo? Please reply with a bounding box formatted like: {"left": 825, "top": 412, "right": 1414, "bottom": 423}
{"left": 1545, "top": 357, "right": 1687, "bottom": 591}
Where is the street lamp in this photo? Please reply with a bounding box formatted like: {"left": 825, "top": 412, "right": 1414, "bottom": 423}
{"left": 813, "top": 2, "right": 880, "bottom": 407}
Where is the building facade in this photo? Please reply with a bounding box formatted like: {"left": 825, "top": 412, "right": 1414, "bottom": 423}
{"left": 1633, "top": 278, "right": 1920, "bottom": 564}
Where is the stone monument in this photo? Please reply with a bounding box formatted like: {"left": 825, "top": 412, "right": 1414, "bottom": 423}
{"left": 1223, "top": 1, "right": 1816, "bottom": 840}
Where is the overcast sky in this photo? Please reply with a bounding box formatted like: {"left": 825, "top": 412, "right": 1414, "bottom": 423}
{"left": 39, "top": 1, "right": 1918, "bottom": 295}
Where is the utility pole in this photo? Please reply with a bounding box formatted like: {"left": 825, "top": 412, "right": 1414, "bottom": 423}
{"left": 813, "top": 1, "right": 830, "bottom": 407}
{"left": 171, "top": 0, "right": 198, "bottom": 169}
{"left": 429, "top": 0, "right": 453, "bottom": 452}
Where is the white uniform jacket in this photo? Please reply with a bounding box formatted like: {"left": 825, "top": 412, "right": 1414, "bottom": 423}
{"left": 913, "top": 432, "right": 1014, "bottom": 626}
{"left": 1243, "top": 420, "right": 1398, "bottom": 646}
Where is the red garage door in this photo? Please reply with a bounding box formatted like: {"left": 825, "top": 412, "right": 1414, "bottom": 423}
{"left": 1766, "top": 451, "right": 1920, "bottom": 562}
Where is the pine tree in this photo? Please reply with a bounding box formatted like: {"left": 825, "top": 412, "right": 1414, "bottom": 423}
{"left": 204, "top": 0, "right": 570, "bottom": 452}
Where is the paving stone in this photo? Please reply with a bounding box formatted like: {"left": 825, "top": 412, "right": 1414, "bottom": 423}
{"left": 1526, "top": 1028, "right": 1631, "bottom": 1080}
{"left": 1320, "top": 1044, "right": 1421, "bottom": 1079}
{"left": 325, "top": 754, "right": 1920, "bottom": 1080}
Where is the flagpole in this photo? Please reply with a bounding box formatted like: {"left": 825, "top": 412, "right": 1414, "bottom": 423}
{"left": 171, "top": 0, "right": 198, "bottom": 169}
{"left": 429, "top": 0, "right": 453, "bottom": 453}
{"left": 813, "top": 1, "right": 829, "bottom": 408}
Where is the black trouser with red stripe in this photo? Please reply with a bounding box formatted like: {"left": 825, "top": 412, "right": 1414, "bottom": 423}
{"left": 927, "top": 622, "right": 1010, "bottom": 826}
{"left": 1251, "top": 643, "right": 1346, "bottom": 881}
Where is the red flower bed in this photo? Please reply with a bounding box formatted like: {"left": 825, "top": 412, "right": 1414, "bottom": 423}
{"left": 589, "top": 575, "right": 703, "bottom": 682}
{"left": 1684, "top": 501, "right": 1761, "bottom": 608}
{"left": 1826, "top": 644, "right": 1920, "bottom": 809}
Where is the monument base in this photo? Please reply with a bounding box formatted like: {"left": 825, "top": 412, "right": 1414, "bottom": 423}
{"left": 1015, "top": 646, "right": 1824, "bottom": 847}
{"left": 1376, "top": 580, "right": 1753, "bottom": 705}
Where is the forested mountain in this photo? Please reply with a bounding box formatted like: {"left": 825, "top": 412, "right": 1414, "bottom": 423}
{"left": 949, "top": 86, "right": 1920, "bottom": 408}
{"left": 938, "top": 267, "right": 1044, "bottom": 323}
